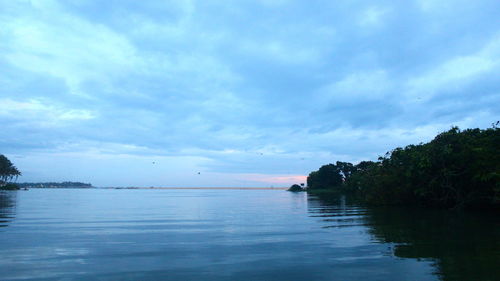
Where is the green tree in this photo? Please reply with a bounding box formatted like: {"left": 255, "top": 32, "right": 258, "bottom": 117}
{"left": 310, "top": 125, "right": 500, "bottom": 209}
{"left": 0, "top": 155, "right": 21, "bottom": 186}
{"left": 307, "top": 163, "right": 344, "bottom": 189}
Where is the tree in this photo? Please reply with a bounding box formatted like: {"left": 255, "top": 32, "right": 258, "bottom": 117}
{"left": 0, "top": 155, "right": 21, "bottom": 186}
{"left": 309, "top": 125, "right": 500, "bottom": 209}
{"left": 287, "top": 184, "right": 304, "bottom": 192}
{"left": 335, "top": 161, "right": 356, "bottom": 180}
{"left": 307, "top": 163, "right": 344, "bottom": 189}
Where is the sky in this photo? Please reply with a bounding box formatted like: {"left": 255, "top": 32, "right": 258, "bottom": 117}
{"left": 1, "top": 0, "right": 499, "bottom": 187}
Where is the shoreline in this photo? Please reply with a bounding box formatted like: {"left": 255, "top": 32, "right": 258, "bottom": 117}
{"left": 106, "top": 187, "right": 288, "bottom": 190}
{"left": 4, "top": 186, "right": 289, "bottom": 190}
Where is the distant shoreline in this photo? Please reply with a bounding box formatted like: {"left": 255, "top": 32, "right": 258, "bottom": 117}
{"left": 105, "top": 187, "right": 288, "bottom": 190}
{"left": 11, "top": 185, "right": 288, "bottom": 190}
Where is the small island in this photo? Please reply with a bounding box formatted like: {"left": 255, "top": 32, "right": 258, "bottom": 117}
{"left": 287, "top": 183, "right": 305, "bottom": 192}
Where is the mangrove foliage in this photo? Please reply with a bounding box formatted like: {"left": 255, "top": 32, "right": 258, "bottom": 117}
{"left": 305, "top": 126, "right": 500, "bottom": 209}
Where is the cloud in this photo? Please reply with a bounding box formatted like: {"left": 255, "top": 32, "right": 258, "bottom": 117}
{"left": 0, "top": 98, "right": 95, "bottom": 126}
{"left": 318, "top": 70, "right": 392, "bottom": 106}
{"left": 359, "top": 6, "right": 391, "bottom": 26}
{"left": 2, "top": 6, "right": 138, "bottom": 98}
{"left": 1, "top": 0, "right": 499, "bottom": 186}
{"left": 407, "top": 35, "right": 500, "bottom": 100}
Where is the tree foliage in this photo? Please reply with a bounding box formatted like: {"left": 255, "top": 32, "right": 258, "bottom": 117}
{"left": 0, "top": 155, "right": 21, "bottom": 186}
{"left": 307, "top": 161, "right": 356, "bottom": 189}
{"left": 307, "top": 126, "right": 500, "bottom": 209}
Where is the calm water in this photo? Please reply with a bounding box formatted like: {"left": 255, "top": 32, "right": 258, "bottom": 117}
{"left": 0, "top": 189, "right": 498, "bottom": 281}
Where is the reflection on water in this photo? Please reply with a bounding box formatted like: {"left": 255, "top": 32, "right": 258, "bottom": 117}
{"left": 0, "top": 189, "right": 497, "bottom": 280}
{"left": 0, "top": 191, "right": 16, "bottom": 228}
{"left": 365, "top": 207, "right": 500, "bottom": 281}
{"left": 307, "top": 193, "right": 368, "bottom": 229}
{"left": 309, "top": 193, "right": 500, "bottom": 281}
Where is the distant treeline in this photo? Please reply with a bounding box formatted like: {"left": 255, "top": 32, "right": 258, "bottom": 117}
{"left": 303, "top": 126, "right": 499, "bottom": 210}
{"left": 18, "top": 182, "right": 93, "bottom": 188}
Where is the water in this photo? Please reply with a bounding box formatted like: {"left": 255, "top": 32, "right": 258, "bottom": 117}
{"left": 0, "top": 189, "right": 498, "bottom": 281}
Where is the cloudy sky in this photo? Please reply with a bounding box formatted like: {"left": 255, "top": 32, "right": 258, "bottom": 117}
{"left": 1, "top": 0, "right": 499, "bottom": 187}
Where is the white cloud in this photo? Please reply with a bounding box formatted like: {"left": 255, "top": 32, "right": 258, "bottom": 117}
{"left": 317, "top": 70, "right": 392, "bottom": 105}
{"left": 417, "top": 0, "right": 456, "bottom": 12}
{"left": 359, "top": 7, "right": 391, "bottom": 26}
{"left": 2, "top": 8, "right": 138, "bottom": 97}
{"left": 239, "top": 39, "right": 320, "bottom": 64}
{"left": 406, "top": 35, "right": 500, "bottom": 100}
{"left": 0, "top": 98, "right": 95, "bottom": 127}
{"left": 257, "top": 0, "right": 290, "bottom": 7}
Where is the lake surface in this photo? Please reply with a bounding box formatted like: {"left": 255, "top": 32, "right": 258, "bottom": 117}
{"left": 0, "top": 189, "right": 498, "bottom": 281}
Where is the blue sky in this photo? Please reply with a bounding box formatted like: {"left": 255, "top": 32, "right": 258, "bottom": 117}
{"left": 1, "top": 0, "right": 499, "bottom": 187}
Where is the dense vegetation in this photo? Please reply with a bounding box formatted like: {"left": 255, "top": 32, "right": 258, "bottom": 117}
{"left": 305, "top": 126, "right": 500, "bottom": 209}
{"left": 0, "top": 155, "right": 21, "bottom": 189}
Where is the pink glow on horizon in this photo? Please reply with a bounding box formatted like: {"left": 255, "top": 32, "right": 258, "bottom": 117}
{"left": 243, "top": 174, "right": 307, "bottom": 185}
